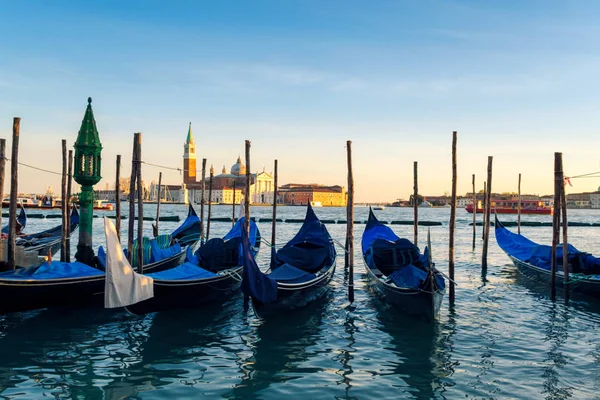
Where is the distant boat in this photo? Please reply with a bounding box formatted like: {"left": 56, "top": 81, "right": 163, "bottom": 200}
{"left": 420, "top": 201, "right": 432, "bottom": 208}
{"left": 466, "top": 199, "right": 552, "bottom": 215}
{"left": 310, "top": 201, "right": 322, "bottom": 207}
{"left": 373, "top": 205, "right": 385, "bottom": 211}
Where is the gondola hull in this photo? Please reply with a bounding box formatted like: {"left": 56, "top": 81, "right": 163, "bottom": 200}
{"left": 251, "top": 264, "right": 336, "bottom": 318}
{"left": 125, "top": 267, "right": 243, "bottom": 315}
{"left": 507, "top": 255, "right": 600, "bottom": 298}
{"left": 0, "top": 275, "right": 104, "bottom": 314}
{"left": 364, "top": 266, "right": 443, "bottom": 321}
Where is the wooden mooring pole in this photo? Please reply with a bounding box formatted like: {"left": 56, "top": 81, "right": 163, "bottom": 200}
{"left": 413, "top": 161, "right": 418, "bottom": 247}
{"left": 127, "top": 136, "right": 138, "bottom": 264}
{"left": 0, "top": 139, "right": 5, "bottom": 247}
{"left": 472, "top": 174, "right": 476, "bottom": 250}
{"left": 560, "top": 163, "right": 569, "bottom": 300}
{"left": 271, "top": 160, "right": 278, "bottom": 261}
{"left": 232, "top": 180, "right": 236, "bottom": 227}
{"left": 346, "top": 140, "right": 355, "bottom": 303}
{"left": 244, "top": 141, "right": 251, "bottom": 234}
{"left": 482, "top": 157, "right": 493, "bottom": 269}
{"left": 551, "top": 152, "right": 562, "bottom": 300}
{"left": 518, "top": 173, "right": 522, "bottom": 234}
{"left": 449, "top": 131, "right": 457, "bottom": 303}
{"left": 8, "top": 118, "right": 20, "bottom": 269}
{"left": 61, "top": 139, "right": 67, "bottom": 262}
{"left": 200, "top": 158, "right": 207, "bottom": 244}
{"left": 115, "top": 155, "right": 122, "bottom": 242}
{"left": 154, "top": 172, "right": 162, "bottom": 237}
{"left": 482, "top": 181, "right": 486, "bottom": 240}
{"left": 136, "top": 133, "right": 144, "bottom": 273}
{"left": 66, "top": 149, "right": 73, "bottom": 261}
{"left": 206, "top": 166, "right": 214, "bottom": 240}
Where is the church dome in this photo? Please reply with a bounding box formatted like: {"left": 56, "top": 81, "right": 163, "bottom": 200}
{"left": 231, "top": 156, "right": 246, "bottom": 176}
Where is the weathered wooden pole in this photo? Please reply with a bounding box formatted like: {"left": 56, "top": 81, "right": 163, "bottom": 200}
{"left": 413, "top": 161, "right": 418, "bottom": 247}
{"left": 518, "top": 173, "right": 522, "bottom": 234}
{"left": 482, "top": 157, "right": 493, "bottom": 269}
{"left": 346, "top": 140, "right": 355, "bottom": 303}
{"left": 449, "top": 131, "right": 457, "bottom": 303}
{"left": 154, "top": 172, "right": 162, "bottom": 236}
{"left": 8, "top": 118, "right": 20, "bottom": 269}
{"left": 200, "top": 158, "right": 207, "bottom": 244}
{"left": 0, "top": 139, "right": 5, "bottom": 242}
{"left": 560, "top": 164, "right": 569, "bottom": 300}
{"left": 127, "top": 135, "right": 138, "bottom": 263}
{"left": 482, "top": 181, "right": 486, "bottom": 239}
{"left": 271, "top": 160, "right": 278, "bottom": 260}
{"left": 472, "top": 174, "right": 476, "bottom": 249}
{"left": 136, "top": 133, "right": 144, "bottom": 273}
{"left": 550, "top": 153, "right": 563, "bottom": 300}
{"left": 206, "top": 166, "right": 214, "bottom": 240}
{"left": 115, "top": 155, "right": 121, "bottom": 241}
{"left": 66, "top": 149, "right": 73, "bottom": 261}
{"left": 61, "top": 139, "right": 68, "bottom": 262}
{"left": 244, "top": 141, "right": 251, "bottom": 235}
{"left": 232, "top": 180, "right": 236, "bottom": 227}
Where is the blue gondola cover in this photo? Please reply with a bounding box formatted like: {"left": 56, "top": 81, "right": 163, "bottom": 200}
{"left": 241, "top": 224, "right": 277, "bottom": 304}
{"left": 0, "top": 261, "right": 103, "bottom": 280}
{"left": 272, "top": 204, "right": 335, "bottom": 273}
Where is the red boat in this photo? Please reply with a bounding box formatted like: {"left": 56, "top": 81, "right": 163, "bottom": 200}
{"left": 466, "top": 199, "right": 553, "bottom": 215}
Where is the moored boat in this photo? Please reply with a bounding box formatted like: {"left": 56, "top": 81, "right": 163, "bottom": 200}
{"left": 495, "top": 215, "right": 600, "bottom": 298}
{"left": 124, "top": 217, "right": 261, "bottom": 315}
{"left": 242, "top": 203, "right": 337, "bottom": 318}
{"left": 16, "top": 207, "right": 79, "bottom": 256}
{"left": 1, "top": 205, "right": 27, "bottom": 234}
{"left": 361, "top": 208, "right": 445, "bottom": 321}
{"left": 466, "top": 198, "right": 552, "bottom": 214}
{"left": 0, "top": 205, "right": 202, "bottom": 314}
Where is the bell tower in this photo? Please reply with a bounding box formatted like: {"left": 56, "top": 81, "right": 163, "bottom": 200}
{"left": 183, "top": 122, "right": 196, "bottom": 184}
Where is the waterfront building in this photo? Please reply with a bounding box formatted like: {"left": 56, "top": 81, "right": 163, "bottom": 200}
{"left": 278, "top": 184, "right": 347, "bottom": 206}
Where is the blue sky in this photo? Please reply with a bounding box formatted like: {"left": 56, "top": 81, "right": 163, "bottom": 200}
{"left": 1, "top": 0, "right": 600, "bottom": 201}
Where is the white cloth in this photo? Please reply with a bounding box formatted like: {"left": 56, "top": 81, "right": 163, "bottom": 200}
{"left": 104, "top": 217, "right": 154, "bottom": 308}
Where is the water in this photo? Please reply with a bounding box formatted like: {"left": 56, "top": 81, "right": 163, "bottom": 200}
{"left": 1, "top": 205, "right": 600, "bottom": 399}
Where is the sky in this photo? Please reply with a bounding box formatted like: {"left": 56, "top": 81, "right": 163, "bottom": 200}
{"left": 1, "top": 0, "right": 600, "bottom": 202}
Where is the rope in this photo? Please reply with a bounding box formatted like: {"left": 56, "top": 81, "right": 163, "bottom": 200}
{"left": 566, "top": 171, "right": 600, "bottom": 179}
{"left": 4, "top": 158, "right": 62, "bottom": 176}
{"left": 564, "top": 273, "right": 592, "bottom": 284}
{"left": 332, "top": 238, "right": 351, "bottom": 253}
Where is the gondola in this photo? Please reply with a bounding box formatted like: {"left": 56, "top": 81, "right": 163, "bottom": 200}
{"left": 242, "top": 204, "right": 337, "bottom": 318}
{"left": 96, "top": 203, "right": 201, "bottom": 273}
{"left": 495, "top": 215, "right": 600, "bottom": 298}
{"left": 361, "top": 208, "right": 445, "bottom": 321}
{"left": 1, "top": 205, "right": 27, "bottom": 234}
{"left": 15, "top": 207, "right": 79, "bottom": 256}
{"left": 123, "top": 216, "right": 261, "bottom": 315}
{"left": 0, "top": 205, "right": 202, "bottom": 314}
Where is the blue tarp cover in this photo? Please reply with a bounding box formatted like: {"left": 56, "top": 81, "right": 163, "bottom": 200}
{"left": 147, "top": 262, "right": 217, "bottom": 280}
{"left": 361, "top": 209, "right": 399, "bottom": 254}
{"left": 194, "top": 218, "right": 260, "bottom": 271}
{"left": 0, "top": 261, "right": 103, "bottom": 280}
{"left": 272, "top": 204, "right": 336, "bottom": 273}
{"left": 171, "top": 204, "right": 201, "bottom": 245}
{"left": 241, "top": 224, "right": 278, "bottom": 304}
{"left": 268, "top": 263, "right": 317, "bottom": 284}
{"left": 150, "top": 241, "right": 181, "bottom": 263}
{"left": 496, "top": 218, "right": 600, "bottom": 277}
{"left": 389, "top": 265, "right": 428, "bottom": 288}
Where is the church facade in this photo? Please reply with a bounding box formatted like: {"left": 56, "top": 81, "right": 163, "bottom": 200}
{"left": 182, "top": 125, "right": 274, "bottom": 205}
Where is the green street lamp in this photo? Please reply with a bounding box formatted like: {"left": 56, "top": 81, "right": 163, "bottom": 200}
{"left": 73, "top": 97, "right": 102, "bottom": 266}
